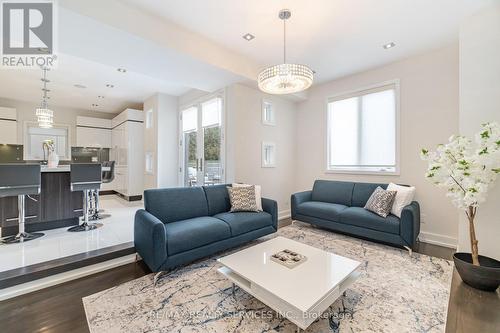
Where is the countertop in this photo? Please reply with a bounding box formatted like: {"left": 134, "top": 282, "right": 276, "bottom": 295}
{"left": 41, "top": 165, "right": 111, "bottom": 173}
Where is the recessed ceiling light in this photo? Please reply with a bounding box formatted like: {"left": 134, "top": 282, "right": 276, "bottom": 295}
{"left": 117, "top": 68, "right": 127, "bottom": 73}
{"left": 106, "top": 84, "right": 114, "bottom": 88}
{"left": 243, "top": 33, "right": 255, "bottom": 41}
{"left": 383, "top": 42, "right": 396, "bottom": 49}
{"left": 74, "top": 84, "right": 87, "bottom": 89}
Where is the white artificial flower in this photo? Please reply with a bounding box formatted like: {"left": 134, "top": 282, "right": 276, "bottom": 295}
{"left": 421, "top": 122, "right": 500, "bottom": 209}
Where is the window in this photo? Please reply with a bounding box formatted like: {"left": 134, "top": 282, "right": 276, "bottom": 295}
{"left": 145, "top": 109, "right": 153, "bottom": 129}
{"left": 179, "top": 95, "right": 224, "bottom": 187}
{"left": 145, "top": 151, "right": 154, "bottom": 174}
{"left": 262, "top": 99, "right": 275, "bottom": 126}
{"left": 327, "top": 81, "right": 399, "bottom": 174}
{"left": 262, "top": 142, "right": 276, "bottom": 168}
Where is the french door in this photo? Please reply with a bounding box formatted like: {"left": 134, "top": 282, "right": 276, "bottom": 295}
{"left": 180, "top": 96, "right": 224, "bottom": 187}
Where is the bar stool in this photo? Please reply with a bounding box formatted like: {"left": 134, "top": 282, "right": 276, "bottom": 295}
{"left": 68, "top": 163, "right": 103, "bottom": 232}
{"left": 90, "top": 161, "right": 115, "bottom": 220}
{"left": 0, "top": 164, "right": 44, "bottom": 243}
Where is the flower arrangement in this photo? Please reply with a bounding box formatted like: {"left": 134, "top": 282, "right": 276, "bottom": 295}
{"left": 421, "top": 122, "right": 500, "bottom": 266}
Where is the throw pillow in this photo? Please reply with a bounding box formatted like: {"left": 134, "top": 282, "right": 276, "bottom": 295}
{"left": 227, "top": 185, "right": 259, "bottom": 212}
{"left": 387, "top": 183, "right": 416, "bottom": 218}
{"left": 364, "top": 186, "right": 397, "bottom": 218}
{"left": 232, "top": 183, "right": 263, "bottom": 211}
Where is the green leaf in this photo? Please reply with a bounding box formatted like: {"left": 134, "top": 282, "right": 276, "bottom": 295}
{"left": 480, "top": 131, "right": 490, "bottom": 139}
{"left": 479, "top": 147, "right": 488, "bottom": 155}
{"left": 421, "top": 149, "right": 429, "bottom": 155}
{"left": 493, "top": 168, "right": 500, "bottom": 174}
{"left": 468, "top": 187, "right": 478, "bottom": 193}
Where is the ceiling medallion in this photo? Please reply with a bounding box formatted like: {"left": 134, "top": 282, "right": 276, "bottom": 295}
{"left": 258, "top": 9, "right": 314, "bottom": 95}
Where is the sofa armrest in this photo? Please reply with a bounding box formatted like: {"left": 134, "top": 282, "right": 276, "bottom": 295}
{"left": 400, "top": 201, "right": 420, "bottom": 248}
{"left": 134, "top": 209, "right": 167, "bottom": 272}
{"left": 291, "top": 190, "right": 312, "bottom": 219}
{"left": 262, "top": 198, "right": 278, "bottom": 231}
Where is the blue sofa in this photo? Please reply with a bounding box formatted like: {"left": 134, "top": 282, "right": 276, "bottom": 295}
{"left": 134, "top": 184, "right": 278, "bottom": 272}
{"left": 291, "top": 180, "right": 420, "bottom": 250}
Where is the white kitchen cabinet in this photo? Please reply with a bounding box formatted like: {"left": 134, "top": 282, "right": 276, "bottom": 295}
{"left": 76, "top": 127, "right": 112, "bottom": 148}
{"left": 0, "top": 107, "right": 17, "bottom": 144}
{"left": 111, "top": 109, "right": 144, "bottom": 198}
{"left": 75, "top": 116, "right": 112, "bottom": 148}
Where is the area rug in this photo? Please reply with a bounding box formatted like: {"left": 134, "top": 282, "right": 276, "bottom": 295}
{"left": 83, "top": 222, "right": 453, "bottom": 333}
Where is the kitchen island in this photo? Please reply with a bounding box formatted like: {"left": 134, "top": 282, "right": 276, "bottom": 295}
{"left": 0, "top": 165, "right": 108, "bottom": 237}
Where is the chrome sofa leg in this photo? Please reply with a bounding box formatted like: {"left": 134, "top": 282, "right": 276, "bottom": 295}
{"left": 403, "top": 246, "right": 413, "bottom": 256}
{"left": 154, "top": 271, "right": 169, "bottom": 286}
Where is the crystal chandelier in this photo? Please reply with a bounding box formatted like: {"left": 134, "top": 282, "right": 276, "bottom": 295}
{"left": 36, "top": 67, "right": 54, "bottom": 128}
{"left": 258, "top": 9, "right": 314, "bottom": 95}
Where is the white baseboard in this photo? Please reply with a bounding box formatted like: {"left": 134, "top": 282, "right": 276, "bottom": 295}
{"left": 419, "top": 231, "right": 457, "bottom": 249}
{"left": 0, "top": 254, "right": 136, "bottom": 301}
{"left": 278, "top": 209, "right": 291, "bottom": 220}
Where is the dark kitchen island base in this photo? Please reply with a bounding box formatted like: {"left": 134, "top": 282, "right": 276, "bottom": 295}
{"left": 0, "top": 171, "right": 83, "bottom": 237}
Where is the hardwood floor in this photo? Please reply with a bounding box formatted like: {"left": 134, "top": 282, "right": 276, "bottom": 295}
{"left": 0, "top": 261, "right": 150, "bottom": 333}
{"left": 0, "top": 221, "right": 494, "bottom": 333}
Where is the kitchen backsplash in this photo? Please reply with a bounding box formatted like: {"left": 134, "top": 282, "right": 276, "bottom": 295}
{"left": 71, "top": 147, "right": 110, "bottom": 163}
{"left": 0, "top": 146, "right": 111, "bottom": 163}
{"left": 0, "top": 144, "right": 23, "bottom": 163}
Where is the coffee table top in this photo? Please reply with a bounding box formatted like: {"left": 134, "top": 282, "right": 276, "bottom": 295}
{"left": 217, "top": 236, "right": 361, "bottom": 312}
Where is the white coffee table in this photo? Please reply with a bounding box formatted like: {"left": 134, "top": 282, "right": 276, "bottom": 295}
{"left": 217, "top": 236, "right": 361, "bottom": 331}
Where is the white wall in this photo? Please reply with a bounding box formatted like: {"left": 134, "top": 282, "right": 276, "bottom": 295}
{"left": 458, "top": 5, "right": 500, "bottom": 259}
{"left": 0, "top": 97, "right": 114, "bottom": 146}
{"left": 295, "top": 45, "right": 460, "bottom": 248}
{"left": 143, "top": 93, "right": 178, "bottom": 190}
{"left": 226, "top": 84, "right": 297, "bottom": 219}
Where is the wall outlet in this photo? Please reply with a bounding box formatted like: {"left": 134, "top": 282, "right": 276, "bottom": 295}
{"left": 421, "top": 213, "right": 427, "bottom": 224}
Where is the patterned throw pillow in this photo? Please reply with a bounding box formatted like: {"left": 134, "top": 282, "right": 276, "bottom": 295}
{"left": 227, "top": 185, "right": 259, "bottom": 212}
{"left": 364, "top": 187, "right": 397, "bottom": 218}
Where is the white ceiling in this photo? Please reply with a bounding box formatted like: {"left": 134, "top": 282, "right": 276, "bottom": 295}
{"left": 0, "top": 3, "right": 246, "bottom": 113}
{"left": 121, "top": 0, "right": 495, "bottom": 83}
{"left": 0, "top": 54, "right": 184, "bottom": 113}
{"left": 0, "top": 0, "right": 494, "bottom": 113}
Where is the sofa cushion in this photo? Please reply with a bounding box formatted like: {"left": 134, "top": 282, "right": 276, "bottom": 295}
{"left": 144, "top": 187, "right": 208, "bottom": 223}
{"left": 214, "top": 212, "right": 273, "bottom": 236}
{"left": 203, "top": 184, "right": 232, "bottom": 216}
{"left": 351, "top": 182, "right": 388, "bottom": 207}
{"left": 295, "top": 201, "right": 347, "bottom": 222}
{"left": 166, "top": 216, "right": 231, "bottom": 255}
{"left": 311, "top": 180, "right": 354, "bottom": 206}
{"left": 340, "top": 207, "right": 400, "bottom": 234}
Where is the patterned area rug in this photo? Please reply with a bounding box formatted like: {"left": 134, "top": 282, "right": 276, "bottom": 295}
{"left": 83, "top": 222, "right": 452, "bottom": 333}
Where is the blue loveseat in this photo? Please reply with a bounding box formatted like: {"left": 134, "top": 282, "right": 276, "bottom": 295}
{"left": 134, "top": 184, "right": 278, "bottom": 272}
{"left": 291, "top": 180, "right": 420, "bottom": 250}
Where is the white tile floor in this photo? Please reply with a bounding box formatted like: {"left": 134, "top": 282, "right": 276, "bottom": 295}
{"left": 0, "top": 195, "right": 142, "bottom": 273}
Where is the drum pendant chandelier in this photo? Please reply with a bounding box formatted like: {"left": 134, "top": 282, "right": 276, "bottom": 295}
{"left": 258, "top": 9, "right": 314, "bottom": 95}
{"left": 35, "top": 67, "right": 54, "bottom": 129}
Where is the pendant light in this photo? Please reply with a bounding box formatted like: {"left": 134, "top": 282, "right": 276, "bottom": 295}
{"left": 258, "top": 9, "right": 314, "bottom": 95}
{"left": 36, "top": 67, "right": 54, "bottom": 128}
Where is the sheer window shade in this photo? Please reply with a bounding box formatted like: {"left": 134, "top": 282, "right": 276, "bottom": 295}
{"left": 327, "top": 83, "right": 398, "bottom": 173}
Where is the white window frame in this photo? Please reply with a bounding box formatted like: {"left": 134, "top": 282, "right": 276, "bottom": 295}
{"left": 178, "top": 90, "right": 226, "bottom": 186}
{"left": 261, "top": 141, "right": 276, "bottom": 168}
{"left": 325, "top": 79, "right": 400, "bottom": 175}
{"left": 262, "top": 99, "right": 276, "bottom": 126}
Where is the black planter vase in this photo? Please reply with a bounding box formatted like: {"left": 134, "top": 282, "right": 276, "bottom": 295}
{"left": 453, "top": 252, "right": 500, "bottom": 292}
